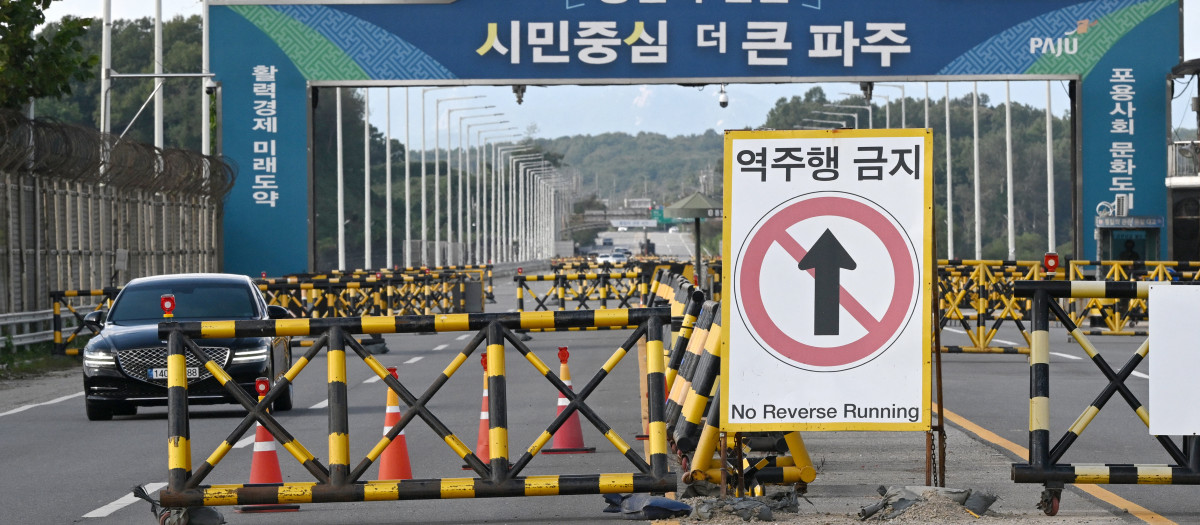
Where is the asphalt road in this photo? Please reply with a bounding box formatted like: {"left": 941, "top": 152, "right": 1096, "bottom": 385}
{"left": 595, "top": 230, "right": 699, "bottom": 259}
{"left": 1, "top": 280, "right": 1197, "bottom": 524}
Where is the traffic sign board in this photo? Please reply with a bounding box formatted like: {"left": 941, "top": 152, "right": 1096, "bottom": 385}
{"left": 736, "top": 194, "right": 917, "bottom": 369}
{"left": 721, "top": 129, "right": 933, "bottom": 432}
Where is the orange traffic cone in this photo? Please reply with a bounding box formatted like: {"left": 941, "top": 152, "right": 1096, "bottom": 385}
{"left": 238, "top": 378, "right": 299, "bottom": 513}
{"left": 378, "top": 367, "right": 413, "bottom": 480}
{"left": 465, "top": 354, "right": 490, "bottom": 470}
{"left": 476, "top": 353, "right": 491, "bottom": 461}
{"left": 545, "top": 347, "right": 595, "bottom": 454}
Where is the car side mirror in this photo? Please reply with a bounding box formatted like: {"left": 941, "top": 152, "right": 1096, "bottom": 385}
{"left": 83, "top": 310, "right": 106, "bottom": 330}
{"left": 267, "top": 305, "right": 294, "bottom": 319}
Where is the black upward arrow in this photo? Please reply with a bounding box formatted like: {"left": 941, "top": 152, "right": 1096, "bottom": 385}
{"left": 797, "top": 229, "right": 856, "bottom": 335}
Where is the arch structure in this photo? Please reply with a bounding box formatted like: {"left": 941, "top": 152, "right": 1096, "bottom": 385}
{"left": 210, "top": 0, "right": 1180, "bottom": 276}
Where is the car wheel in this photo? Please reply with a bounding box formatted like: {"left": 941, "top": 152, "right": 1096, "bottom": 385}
{"left": 273, "top": 383, "right": 293, "bottom": 412}
{"left": 86, "top": 400, "right": 113, "bottom": 421}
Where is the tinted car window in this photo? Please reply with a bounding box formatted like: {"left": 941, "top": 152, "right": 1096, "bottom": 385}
{"left": 108, "top": 282, "right": 259, "bottom": 322}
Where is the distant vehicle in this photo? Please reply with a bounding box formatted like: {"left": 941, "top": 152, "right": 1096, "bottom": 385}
{"left": 81, "top": 273, "right": 294, "bottom": 420}
{"left": 602, "top": 237, "right": 614, "bottom": 246}
{"left": 596, "top": 252, "right": 628, "bottom": 265}
{"left": 617, "top": 226, "right": 628, "bottom": 232}
{"left": 614, "top": 247, "right": 632, "bottom": 256}
{"left": 668, "top": 226, "right": 679, "bottom": 233}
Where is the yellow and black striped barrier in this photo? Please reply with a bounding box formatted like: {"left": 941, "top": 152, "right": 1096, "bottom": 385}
{"left": 49, "top": 287, "right": 119, "bottom": 355}
{"left": 1011, "top": 280, "right": 1200, "bottom": 516}
{"left": 157, "top": 308, "right": 674, "bottom": 511}
{"left": 937, "top": 260, "right": 1042, "bottom": 354}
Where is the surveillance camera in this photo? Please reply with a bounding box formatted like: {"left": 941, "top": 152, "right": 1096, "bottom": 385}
{"left": 204, "top": 78, "right": 217, "bottom": 95}
{"left": 718, "top": 91, "right": 729, "bottom": 108}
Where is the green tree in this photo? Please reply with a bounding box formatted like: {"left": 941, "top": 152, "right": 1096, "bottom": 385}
{"left": 36, "top": 15, "right": 204, "bottom": 149}
{"left": 0, "top": 0, "right": 96, "bottom": 110}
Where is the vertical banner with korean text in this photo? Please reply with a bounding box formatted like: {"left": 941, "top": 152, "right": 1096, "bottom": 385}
{"left": 721, "top": 129, "right": 933, "bottom": 432}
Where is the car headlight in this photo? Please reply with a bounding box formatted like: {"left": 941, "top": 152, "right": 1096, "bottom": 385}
{"left": 232, "top": 342, "right": 271, "bottom": 363}
{"left": 83, "top": 348, "right": 116, "bottom": 368}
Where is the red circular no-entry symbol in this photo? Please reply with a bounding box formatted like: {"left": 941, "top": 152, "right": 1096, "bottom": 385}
{"left": 734, "top": 193, "right": 918, "bottom": 370}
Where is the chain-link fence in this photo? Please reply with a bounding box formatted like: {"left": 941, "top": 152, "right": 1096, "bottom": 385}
{"left": 0, "top": 109, "right": 234, "bottom": 314}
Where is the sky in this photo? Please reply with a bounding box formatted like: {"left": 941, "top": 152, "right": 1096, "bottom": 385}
{"left": 42, "top": 0, "right": 1200, "bottom": 143}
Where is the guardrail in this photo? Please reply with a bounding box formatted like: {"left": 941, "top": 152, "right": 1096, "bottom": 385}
{"left": 155, "top": 308, "right": 673, "bottom": 514}
{"left": 1011, "top": 280, "right": 1200, "bottom": 516}
{"left": 1, "top": 310, "right": 57, "bottom": 353}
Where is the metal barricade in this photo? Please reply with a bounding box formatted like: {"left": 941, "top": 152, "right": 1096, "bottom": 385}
{"left": 156, "top": 308, "right": 673, "bottom": 514}
{"left": 1012, "top": 280, "right": 1200, "bottom": 515}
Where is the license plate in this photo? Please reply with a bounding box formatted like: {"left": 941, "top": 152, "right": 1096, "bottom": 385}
{"left": 148, "top": 367, "right": 199, "bottom": 380}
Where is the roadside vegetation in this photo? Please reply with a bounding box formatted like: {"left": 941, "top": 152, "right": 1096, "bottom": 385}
{"left": 0, "top": 341, "right": 78, "bottom": 381}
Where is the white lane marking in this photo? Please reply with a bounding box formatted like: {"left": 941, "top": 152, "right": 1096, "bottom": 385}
{"left": 507, "top": 309, "right": 516, "bottom": 312}
{"left": 456, "top": 334, "right": 471, "bottom": 341}
{"left": 310, "top": 399, "right": 329, "bottom": 409}
{"left": 364, "top": 375, "right": 382, "bottom": 384}
{"left": 233, "top": 436, "right": 255, "bottom": 449}
{"left": 1051, "top": 352, "right": 1082, "bottom": 360}
{"left": 83, "top": 482, "right": 168, "bottom": 518}
{"left": 434, "top": 344, "right": 448, "bottom": 351}
{"left": 1132, "top": 371, "right": 1149, "bottom": 379}
{"left": 940, "top": 327, "right": 1020, "bottom": 346}
{"left": 0, "top": 392, "right": 83, "bottom": 418}
{"left": 404, "top": 356, "right": 423, "bottom": 364}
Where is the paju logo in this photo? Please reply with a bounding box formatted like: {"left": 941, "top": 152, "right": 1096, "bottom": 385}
{"left": 1029, "top": 19, "right": 1097, "bottom": 57}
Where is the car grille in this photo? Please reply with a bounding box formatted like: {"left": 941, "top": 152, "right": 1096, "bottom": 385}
{"left": 116, "top": 347, "right": 231, "bottom": 386}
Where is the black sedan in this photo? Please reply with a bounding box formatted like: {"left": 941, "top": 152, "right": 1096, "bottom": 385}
{"left": 81, "top": 273, "right": 293, "bottom": 420}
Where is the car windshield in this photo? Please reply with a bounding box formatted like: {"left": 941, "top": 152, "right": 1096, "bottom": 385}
{"left": 108, "top": 281, "right": 259, "bottom": 323}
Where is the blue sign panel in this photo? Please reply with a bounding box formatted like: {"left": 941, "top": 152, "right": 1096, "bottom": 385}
{"left": 211, "top": 0, "right": 1177, "bottom": 274}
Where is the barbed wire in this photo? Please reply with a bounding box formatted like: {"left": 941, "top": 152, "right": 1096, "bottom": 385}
{"left": 0, "top": 108, "right": 235, "bottom": 197}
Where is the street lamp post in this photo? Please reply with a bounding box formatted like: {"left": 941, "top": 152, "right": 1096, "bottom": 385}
{"left": 480, "top": 131, "right": 520, "bottom": 262}
{"left": 875, "top": 94, "right": 892, "bottom": 128}
{"left": 434, "top": 95, "right": 483, "bottom": 266}
{"left": 495, "top": 145, "right": 530, "bottom": 263}
{"left": 828, "top": 101, "right": 872, "bottom": 129}
{"left": 457, "top": 113, "right": 503, "bottom": 262}
{"left": 817, "top": 111, "right": 858, "bottom": 129}
{"left": 527, "top": 166, "right": 555, "bottom": 259}
{"left": 420, "top": 87, "right": 451, "bottom": 265}
{"left": 518, "top": 161, "right": 551, "bottom": 260}
{"left": 444, "top": 102, "right": 492, "bottom": 264}
{"left": 446, "top": 109, "right": 496, "bottom": 264}
{"left": 464, "top": 120, "right": 509, "bottom": 261}
{"left": 802, "top": 118, "right": 848, "bottom": 129}
{"left": 509, "top": 154, "right": 544, "bottom": 262}
{"left": 877, "top": 83, "right": 906, "bottom": 128}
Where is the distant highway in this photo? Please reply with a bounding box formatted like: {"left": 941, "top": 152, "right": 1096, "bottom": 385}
{"left": 594, "top": 230, "right": 708, "bottom": 259}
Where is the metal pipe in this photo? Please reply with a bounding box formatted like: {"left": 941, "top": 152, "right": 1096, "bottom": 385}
{"left": 1006, "top": 82, "right": 1015, "bottom": 260}
{"left": 877, "top": 83, "right": 906, "bottom": 127}
{"left": 364, "top": 89, "right": 372, "bottom": 269}
{"left": 945, "top": 82, "right": 954, "bottom": 258}
{"left": 1046, "top": 81, "right": 1057, "bottom": 252}
{"left": 973, "top": 83, "right": 981, "bottom": 260}
{"left": 336, "top": 89, "right": 345, "bottom": 270}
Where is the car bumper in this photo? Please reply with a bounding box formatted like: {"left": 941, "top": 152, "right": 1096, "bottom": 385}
{"left": 83, "top": 360, "right": 270, "bottom": 407}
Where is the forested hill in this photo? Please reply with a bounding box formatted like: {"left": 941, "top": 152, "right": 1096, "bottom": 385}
{"left": 534, "top": 130, "right": 723, "bottom": 205}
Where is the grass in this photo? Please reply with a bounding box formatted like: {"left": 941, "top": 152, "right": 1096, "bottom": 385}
{"left": 0, "top": 342, "right": 80, "bottom": 381}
